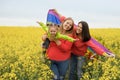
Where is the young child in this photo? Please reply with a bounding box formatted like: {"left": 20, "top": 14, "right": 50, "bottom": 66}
{"left": 37, "top": 21, "right": 75, "bottom": 55}
{"left": 37, "top": 22, "right": 75, "bottom": 42}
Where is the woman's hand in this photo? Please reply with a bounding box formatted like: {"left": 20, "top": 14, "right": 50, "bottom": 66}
{"left": 103, "top": 52, "right": 115, "bottom": 58}
{"left": 50, "top": 9, "right": 62, "bottom": 18}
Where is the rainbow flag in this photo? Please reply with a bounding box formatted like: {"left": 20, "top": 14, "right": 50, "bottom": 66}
{"left": 46, "top": 9, "right": 61, "bottom": 25}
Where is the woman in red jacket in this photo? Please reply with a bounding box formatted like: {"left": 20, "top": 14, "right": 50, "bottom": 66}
{"left": 46, "top": 17, "right": 75, "bottom": 80}
{"left": 69, "top": 21, "right": 115, "bottom": 80}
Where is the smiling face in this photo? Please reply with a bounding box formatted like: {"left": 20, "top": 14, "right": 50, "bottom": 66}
{"left": 76, "top": 23, "right": 82, "bottom": 34}
{"left": 62, "top": 19, "right": 73, "bottom": 31}
{"left": 48, "top": 26, "right": 58, "bottom": 37}
{"left": 49, "top": 27, "right": 57, "bottom": 35}
{"left": 76, "top": 21, "right": 91, "bottom": 42}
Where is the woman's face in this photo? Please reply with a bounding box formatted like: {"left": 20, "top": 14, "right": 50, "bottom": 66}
{"left": 76, "top": 23, "right": 82, "bottom": 34}
{"left": 63, "top": 20, "right": 73, "bottom": 31}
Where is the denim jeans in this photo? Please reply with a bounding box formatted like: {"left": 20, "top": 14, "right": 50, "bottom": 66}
{"left": 77, "top": 56, "right": 86, "bottom": 80}
{"left": 69, "top": 54, "right": 78, "bottom": 80}
{"left": 69, "top": 54, "right": 86, "bottom": 80}
{"left": 50, "top": 59, "right": 70, "bottom": 80}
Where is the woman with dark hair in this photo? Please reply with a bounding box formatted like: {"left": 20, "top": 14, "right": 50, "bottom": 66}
{"left": 69, "top": 21, "right": 114, "bottom": 80}
{"left": 77, "top": 21, "right": 91, "bottom": 42}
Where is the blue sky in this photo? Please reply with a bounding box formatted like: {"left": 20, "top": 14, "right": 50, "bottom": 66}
{"left": 0, "top": 0, "right": 120, "bottom": 28}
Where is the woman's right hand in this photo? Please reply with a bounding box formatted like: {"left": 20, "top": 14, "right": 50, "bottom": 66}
{"left": 103, "top": 52, "right": 115, "bottom": 58}
{"left": 50, "top": 9, "right": 62, "bottom": 18}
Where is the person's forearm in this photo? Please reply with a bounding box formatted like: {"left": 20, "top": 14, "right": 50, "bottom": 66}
{"left": 56, "top": 33, "right": 75, "bottom": 42}
{"left": 54, "top": 39, "right": 61, "bottom": 46}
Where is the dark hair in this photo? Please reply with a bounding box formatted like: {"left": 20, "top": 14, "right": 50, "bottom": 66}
{"left": 48, "top": 25, "right": 59, "bottom": 31}
{"left": 46, "top": 23, "right": 59, "bottom": 27}
{"left": 78, "top": 21, "right": 91, "bottom": 42}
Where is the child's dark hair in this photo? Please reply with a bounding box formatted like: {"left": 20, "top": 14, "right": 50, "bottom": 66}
{"left": 46, "top": 23, "right": 60, "bottom": 27}
{"left": 78, "top": 21, "right": 91, "bottom": 42}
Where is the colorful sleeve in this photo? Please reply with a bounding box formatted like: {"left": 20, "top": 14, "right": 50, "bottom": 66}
{"left": 60, "top": 16, "right": 66, "bottom": 22}
{"left": 86, "top": 39, "right": 105, "bottom": 55}
{"left": 37, "top": 22, "right": 48, "bottom": 32}
{"left": 56, "top": 33, "right": 75, "bottom": 42}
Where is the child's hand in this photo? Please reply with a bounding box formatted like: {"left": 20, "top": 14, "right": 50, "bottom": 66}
{"left": 42, "top": 34, "right": 48, "bottom": 41}
{"left": 36, "top": 21, "right": 44, "bottom": 26}
{"left": 36, "top": 21, "right": 40, "bottom": 24}
{"left": 73, "top": 38, "right": 79, "bottom": 42}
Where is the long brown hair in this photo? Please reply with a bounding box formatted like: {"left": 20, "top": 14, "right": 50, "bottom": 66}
{"left": 60, "top": 17, "right": 74, "bottom": 35}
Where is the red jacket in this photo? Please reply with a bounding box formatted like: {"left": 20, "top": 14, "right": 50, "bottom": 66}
{"left": 72, "top": 38, "right": 104, "bottom": 56}
{"left": 47, "top": 39, "right": 73, "bottom": 61}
